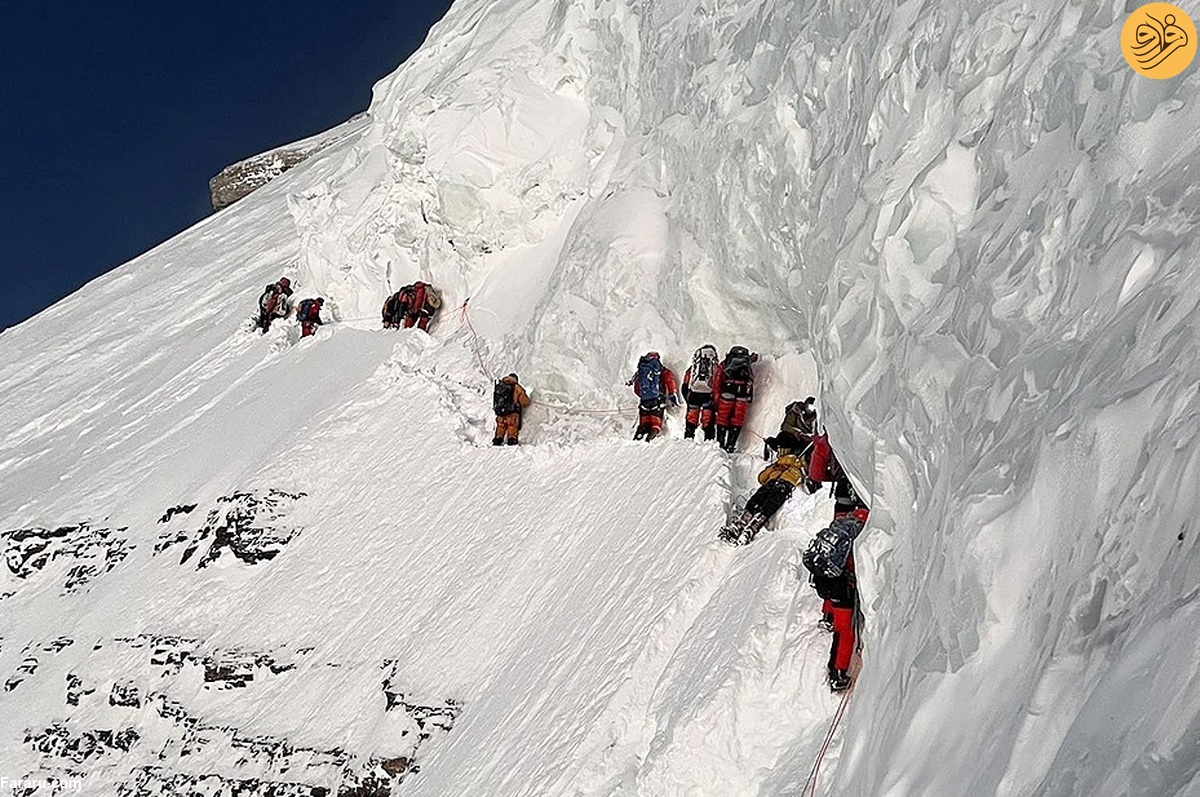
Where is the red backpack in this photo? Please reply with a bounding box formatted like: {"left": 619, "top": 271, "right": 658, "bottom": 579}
{"left": 807, "top": 432, "right": 832, "bottom": 481}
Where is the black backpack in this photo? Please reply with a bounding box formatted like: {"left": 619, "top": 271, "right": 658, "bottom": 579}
{"left": 493, "top": 381, "right": 518, "bottom": 415}
{"left": 802, "top": 515, "right": 864, "bottom": 579}
{"left": 720, "top": 346, "right": 754, "bottom": 399}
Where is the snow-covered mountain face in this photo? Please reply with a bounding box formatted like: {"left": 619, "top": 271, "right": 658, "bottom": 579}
{"left": 2, "top": 0, "right": 1198, "bottom": 795}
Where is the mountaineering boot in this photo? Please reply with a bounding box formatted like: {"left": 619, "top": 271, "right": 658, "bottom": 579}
{"left": 829, "top": 668, "right": 852, "bottom": 693}
{"left": 740, "top": 511, "right": 768, "bottom": 544}
{"left": 492, "top": 438, "right": 504, "bottom": 446}
{"left": 715, "top": 427, "right": 727, "bottom": 448}
{"left": 684, "top": 422, "right": 697, "bottom": 439}
{"left": 506, "top": 438, "right": 519, "bottom": 446}
{"left": 720, "top": 510, "right": 759, "bottom": 545}
{"left": 703, "top": 424, "right": 716, "bottom": 441}
{"left": 723, "top": 428, "right": 742, "bottom": 452}
{"left": 719, "top": 510, "right": 749, "bottom": 544}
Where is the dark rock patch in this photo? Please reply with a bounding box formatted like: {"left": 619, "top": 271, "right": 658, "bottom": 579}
{"left": 2, "top": 524, "right": 132, "bottom": 594}
{"left": 381, "top": 660, "right": 462, "bottom": 740}
{"left": 122, "top": 767, "right": 332, "bottom": 797}
{"left": 109, "top": 681, "right": 142, "bottom": 708}
{"left": 26, "top": 724, "right": 140, "bottom": 763}
{"left": 156, "top": 489, "right": 307, "bottom": 567}
{"left": 158, "top": 504, "right": 198, "bottom": 524}
{"left": 5, "top": 638, "right": 73, "bottom": 692}
{"left": 66, "top": 673, "right": 94, "bottom": 707}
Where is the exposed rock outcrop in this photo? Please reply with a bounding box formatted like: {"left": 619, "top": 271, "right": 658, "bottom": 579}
{"left": 208, "top": 113, "right": 370, "bottom": 210}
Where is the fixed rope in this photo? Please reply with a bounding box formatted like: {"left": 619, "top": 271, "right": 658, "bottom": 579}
{"left": 802, "top": 675, "right": 855, "bottom": 796}
{"left": 457, "top": 299, "right": 639, "bottom": 417}
{"left": 531, "top": 399, "right": 638, "bottom": 417}
{"left": 457, "top": 298, "right": 493, "bottom": 379}
{"left": 801, "top": 610, "right": 865, "bottom": 797}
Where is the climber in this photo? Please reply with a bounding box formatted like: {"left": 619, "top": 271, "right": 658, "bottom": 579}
{"left": 712, "top": 345, "right": 756, "bottom": 452}
{"left": 681, "top": 344, "right": 720, "bottom": 440}
{"left": 398, "top": 281, "right": 443, "bottom": 331}
{"left": 803, "top": 505, "right": 868, "bottom": 693}
{"left": 296, "top": 297, "right": 325, "bottom": 338}
{"left": 719, "top": 451, "right": 806, "bottom": 546}
{"left": 763, "top": 397, "right": 818, "bottom": 459}
{"left": 628, "top": 351, "right": 680, "bottom": 442}
{"left": 381, "top": 291, "right": 405, "bottom": 329}
{"left": 256, "top": 277, "right": 293, "bottom": 333}
{"left": 492, "top": 373, "right": 531, "bottom": 446}
{"left": 808, "top": 432, "right": 868, "bottom": 517}
{"left": 802, "top": 434, "right": 870, "bottom": 693}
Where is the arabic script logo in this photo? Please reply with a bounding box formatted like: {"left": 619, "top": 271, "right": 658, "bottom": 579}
{"left": 1122, "top": 3, "right": 1197, "bottom": 78}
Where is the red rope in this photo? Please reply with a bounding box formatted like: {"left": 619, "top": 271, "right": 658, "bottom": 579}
{"left": 802, "top": 645, "right": 864, "bottom": 795}
{"left": 531, "top": 399, "right": 638, "bottom": 417}
{"left": 803, "top": 676, "right": 854, "bottom": 795}
{"left": 458, "top": 299, "right": 492, "bottom": 379}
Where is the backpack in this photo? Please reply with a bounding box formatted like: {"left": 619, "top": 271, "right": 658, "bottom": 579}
{"left": 424, "top": 285, "right": 442, "bottom": 310}
{"left": 802, "top": 515, "right": 864, "bottom": 579}
{"left": 382, "top": 293, "right": 399, "bottom": 321}
{"left": 811, "top": 572, "right": 855, "bottom": 603}
{"left": 259, "top": 284, "right": 279, "bottom": 314}
{"left": 688, "top": 345, "right": 719, "bottom": 394}
{"left": 635, "top": 355, "right": 664, "bottom": 404}
{"left": 807, "top": 432, "right": 831, "bottom": 481}
{"left": 493, "top": 380, "right": 518, "bottom": 415}
{"left": 720, "top": 346, "right": 754, "bottom": 399}
{"left": 833, "top": 477, "right": 862, "bottom": 507}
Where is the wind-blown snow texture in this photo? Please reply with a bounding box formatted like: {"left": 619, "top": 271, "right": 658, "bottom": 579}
{"left": 2, "top": 0, "right": 1199, "bottom": 795}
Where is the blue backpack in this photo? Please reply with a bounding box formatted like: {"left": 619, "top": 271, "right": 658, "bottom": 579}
{"left": 635, "top": 355, "right": 664, "bottom": 404}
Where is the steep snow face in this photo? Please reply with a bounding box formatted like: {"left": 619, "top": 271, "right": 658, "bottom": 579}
{"left": 289, "top": 0, "right": 1200, "bottom": 793}
{"left": 2, "top": 1, "right": 1200, "bottom": 796}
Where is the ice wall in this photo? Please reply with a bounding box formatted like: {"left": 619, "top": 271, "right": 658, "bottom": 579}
{"left": 293, "top": 0, "right": 1200, "bottom": 792}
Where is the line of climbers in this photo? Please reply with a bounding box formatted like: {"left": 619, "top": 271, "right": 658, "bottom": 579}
{"left": 628, "top": 346, "right": 757, "bottom": 451}
{"left": 257, "top": 278, "right": 326, "bottom": 338}
{"left": 255, "top": 279, "right": 867, "bottom": 691}
{"left": 256, "top": 277, "right": 446, "bottom": 338}
{"left": 712, "top": 397, "right": 868, "bottom": 692}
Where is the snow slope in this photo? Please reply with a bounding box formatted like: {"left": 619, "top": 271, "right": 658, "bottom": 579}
{"left": 4, "top": 0, "right": 1200, "bottom": 795}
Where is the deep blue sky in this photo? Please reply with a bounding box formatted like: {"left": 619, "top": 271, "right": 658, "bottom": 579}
{"left": 0, "top": 0, "right": 454, "bottom": 332}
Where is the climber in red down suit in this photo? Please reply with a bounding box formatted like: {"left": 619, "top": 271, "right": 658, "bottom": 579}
{"left": 712, "top": 346, "right": 757, "bottom": 452}
{"left": 399, "top": 281, "right": 443, "bottom": 330}
{"left": 628, "top": 352, "right": 680, "bottom": 442}
{"left": 803, "top": 432, "right": 870, "bottom": 692}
